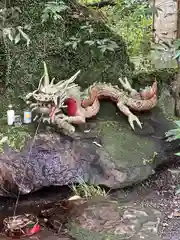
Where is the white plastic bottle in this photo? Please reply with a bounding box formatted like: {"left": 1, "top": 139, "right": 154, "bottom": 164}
{"left": 7, "top": 104, "right": 15, "bottom": 125}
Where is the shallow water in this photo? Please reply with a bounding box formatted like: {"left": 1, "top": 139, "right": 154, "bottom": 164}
{"left": 0, "top": 186, "right": 71, "bottom": 231}
{"left": 0, "top": 161, "right": 179, "bottom": 240}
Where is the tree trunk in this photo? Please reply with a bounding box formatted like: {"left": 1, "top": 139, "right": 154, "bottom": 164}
{"left": 151, "top": 0, "right": 177, "bottom": 44}
{"left": 174, "top": 0, "right": 180, "bottom": 116}
{"left": 174, "top": 62, "right": 180, "bottom": 117}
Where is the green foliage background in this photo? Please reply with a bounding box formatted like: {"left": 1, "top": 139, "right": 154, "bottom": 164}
{"left": 79, "top": 0, "right": 152, "bottom": 56}
{"left": 3, "top": 0, "right": 133, "bottom": 99}
{"left": 105, "top": 2, "right": 152, "bottom": 56}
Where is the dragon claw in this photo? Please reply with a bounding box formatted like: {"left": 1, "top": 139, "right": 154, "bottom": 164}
{"left": 128, "top": 114, "right": 142, "bottom": 130}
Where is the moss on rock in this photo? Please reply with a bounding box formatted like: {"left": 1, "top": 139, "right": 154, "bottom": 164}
{"left": 69, "top": 224, "right": 121, "bottom": 240}
{"left": 5, "top": 0, "right": 133, "bottom": 97}
{"left": 132, "top": 68, "right": 177, "bottom": 89}
{"left": 0, "top": 119, "right": 32, "bottom": 152}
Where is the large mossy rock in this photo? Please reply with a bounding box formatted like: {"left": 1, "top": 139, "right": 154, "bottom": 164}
{"left": 0, "top": 0, "right": 179, "bottom": 197}
{"left": 6, "top": 0, "right": 133, "bottom": 95}
{"left": 0, "top": 103, "right": 179, "bottom": 196}
{"left": 95, "top": 102, "right": 179, "bottom": 171}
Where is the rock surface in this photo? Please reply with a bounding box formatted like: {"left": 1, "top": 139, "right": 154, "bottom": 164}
{"left": 95, "top": 101, "right": 179, "bottom": 169}
{"left": 40, "top": 197, "right": 162, "bottom": 240}
{"left": 0, "top": 100, "right": 179, "bottom": 196}
{"left": 157, "top": 84, "right": 176, "bottom": 117}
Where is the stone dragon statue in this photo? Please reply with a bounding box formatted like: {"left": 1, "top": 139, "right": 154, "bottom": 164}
{"left": 25, "top": 62, "right": 157, "bottom": 134}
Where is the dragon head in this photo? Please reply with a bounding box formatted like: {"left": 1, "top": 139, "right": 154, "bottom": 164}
{"left": 25, "top": 61, "right": 81, "bottom": 117}
{"left": 26, "top": 61, "right": 81, "bottom": 105}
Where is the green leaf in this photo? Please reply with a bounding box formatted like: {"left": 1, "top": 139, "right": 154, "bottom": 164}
{"left": 8, "top": 31, "right": 13, "bottom": 42}
{"left": 175, "top": 185, "right": 180, "bottom": 195}
{"left": 175, "top": 152, "right": 180, "bottom": 157}
{"left": 165, "top": 128, "right": 180, "bottom": 137}
{"left": 17, "top": 27, "right": 30, "bottom": 47}
{"left": 97, "top": 40, "right": 103, "bottom": 45}
{"left": 175, "top": 133, "right": 180, "bottom": 139}
{"left": 3, "top": 28, "right": 14, "bottom": 42}
{"left": 89, "top": 28, "right": 94, "bottom": 34}
{"left": 72, "top": 42, "right": 77, "bottom": 49}
{"left": 175, "top": 121, "right": 180, "bottom": 127}
{"left": 173, "top": 50, "right": 180, "bottom": 59}
{"left": 100, "top": 47, "right": 107, "bottom": 53}
{"left": 80, "top": 25, "right": 88, "bottom": 29}
{"left": 41, "top": 12, "right": 49, "bottom": 23}
{"left": 174, "top": 39, "right": 180, "bottom": 49}
{"left": 69, "top": 36, "right": 76, "bottom": 40}
{"left": 107, "top": 47, "right": 115, "bottom": 51}
{"left": 64, "top": 42, "right": 72, "bottom": 46}
{"left": 14, "top": 33, "right": 21, "bottom": 44}
{"left": 53, "top": 14, "right": 62, "bottom": 20}
{"left": 42, "top": 0, "right": 69, "bottom": 22}
{"left": 84, "top": 40, "right": 95, "bottom": 46}
{"left": 166, "top": 136, "right": 178, "bottom": 142}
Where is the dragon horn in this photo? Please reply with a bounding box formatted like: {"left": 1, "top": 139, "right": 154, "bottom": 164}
{"left": 63, "top": 70, "right": 81, "bottom": 89}
{"left": 54, "top": 70, "right": 81, "bottom": 90}
{"left": 43, "top": 61, "right": 50, "bottom": 87}
{"left": 38, "top": 74, "right": 45, "bottom": 91}
{"left": 67, "top": 70, "right": 81, "bottom": 83}
{"left": 119, "top": 77, "right": 133, "bottom": 91}
{"left": 50, "top": 77, "right": 55, "bottom": 85}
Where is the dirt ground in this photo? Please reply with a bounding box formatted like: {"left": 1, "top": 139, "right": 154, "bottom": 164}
{"left": 110, "top": 159, "right": 180, "bottom": 240}
{"left": 28, "top": 159, "right": 180, "bottom": 239}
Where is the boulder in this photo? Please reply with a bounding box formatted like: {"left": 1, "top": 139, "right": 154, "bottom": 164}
{"left": 0, "top": 101, "right": 179, "bottom": 196}
{"left": 95, "top": 101, "right": 179, "bottom": 169}
{"left": 157, "top": 84, "right": 175, "bottom": 117}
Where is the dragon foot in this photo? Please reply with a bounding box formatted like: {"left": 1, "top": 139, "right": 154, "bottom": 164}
{"left": 119, "top": 77, "right": 131, "bottom": 90}
{"left": 118, "top": 77, "right": 135, "bottom": 92}
{"left": 55, "top": 115, "right": 76, "bottom": 134}
{"left": 128, "top": 114, "right": 142, "bottom": 130}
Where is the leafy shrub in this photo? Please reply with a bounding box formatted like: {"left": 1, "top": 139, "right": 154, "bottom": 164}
{"left": 1, "top": 0, "right": 133, "bottom": 100}
{"left": 165, "top": 121, "right": 180, "bottom": 156}
{"left": 103, "top": 0, "right": 152, "bottom": 56}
